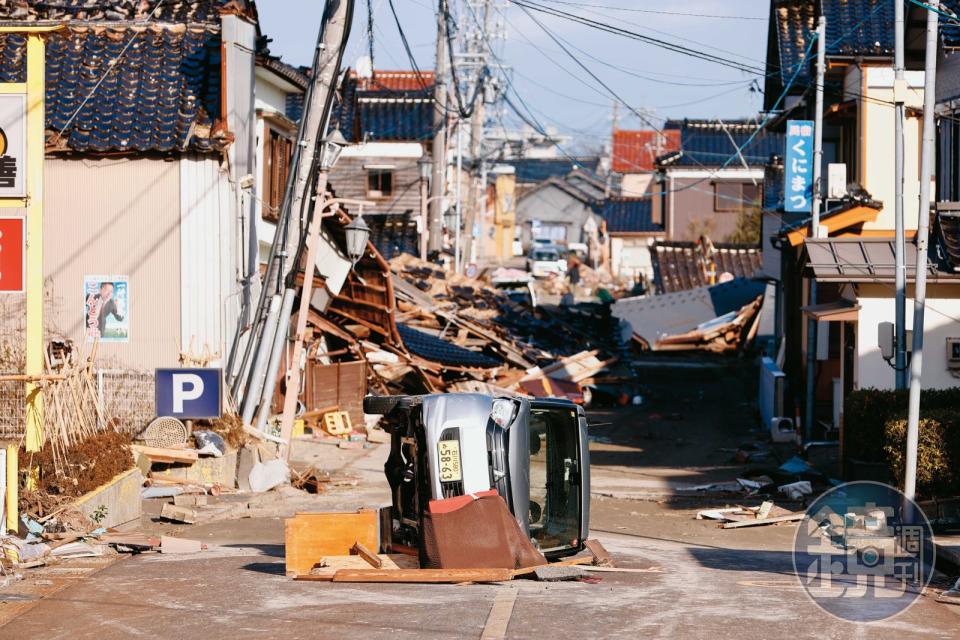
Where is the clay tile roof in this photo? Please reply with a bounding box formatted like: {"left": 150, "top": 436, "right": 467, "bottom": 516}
{"left": 612, "top": 129, "right": 680, "bottom": 173}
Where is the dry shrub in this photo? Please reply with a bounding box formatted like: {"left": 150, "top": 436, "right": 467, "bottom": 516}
{"left": 22, "top": 430, "right": 134, "bottom": 500}
{"left": 200, "top": 413, "right": 246, "bottom": 450}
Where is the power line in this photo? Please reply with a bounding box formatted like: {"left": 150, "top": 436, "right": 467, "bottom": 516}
{"left": 508, "top": 0, "right": 768, "bottom": 76}
{"left": 534, "top": 0, "right": 767, "bottom": 21}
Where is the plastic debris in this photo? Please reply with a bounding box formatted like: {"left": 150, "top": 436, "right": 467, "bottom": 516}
{"left": 248, "top": 458, "right": 290, "bottom": 492}
{"left": 194, "top": 430, "right": 226, "bottom": 457}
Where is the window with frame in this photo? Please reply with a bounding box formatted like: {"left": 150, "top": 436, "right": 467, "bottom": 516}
{"left": 262, "top": 128, "right": 293, "bottom": 222}
{"left": 714, "top": 181, "right": 763, "bottom": 212}
{"left": 367, "top": 169, "right": 394, "bottom": 198}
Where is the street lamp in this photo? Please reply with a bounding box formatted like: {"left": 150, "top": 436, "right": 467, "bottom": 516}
{"left": 418, "top": 155, "right": 433, "bottom": 260}
{"left": 418, "top": 155, "right": 433, "bottom": 181}
{"left": 320, "top": 129, "right": 348, "bottom": 171}
{"left": 344, "top": 214, "right": 370, "bottom": 266}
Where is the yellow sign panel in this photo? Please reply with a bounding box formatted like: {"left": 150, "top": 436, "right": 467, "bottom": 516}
{"left": 494, "top": 173, "right": 516, "bottom": 225}
{"left": 438, "top": 440, "right": 462, "bottom": 483}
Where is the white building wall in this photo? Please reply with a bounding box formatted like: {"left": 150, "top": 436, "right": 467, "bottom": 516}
{"left": 856, "top": 283, "right": 960, "bottom": 390}
{"left": 179, "top": 154, "right": 228, "bottom": 363}
{"left": 861, "top": 67, "right": 925, "bottom": 231}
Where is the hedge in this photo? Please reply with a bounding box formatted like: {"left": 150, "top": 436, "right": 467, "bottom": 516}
{"left": 844, "top": 388, "right": 960, "bottom": 498}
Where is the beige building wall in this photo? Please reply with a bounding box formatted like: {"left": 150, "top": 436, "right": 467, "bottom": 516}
{"left": 859, "top": 67, "right": 925, "bottom": 230}
{"left": 619, "top": 173, "right": 654, "bottom": 197}
{"left": 45, "top": 157, "right": 181, "bottom": 371}
{"left": 856, "top": 284, "right": 960, "bottom": 390}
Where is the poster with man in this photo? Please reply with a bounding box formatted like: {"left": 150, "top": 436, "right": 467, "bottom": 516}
{"left": 84, "top": 276, "right": 129, "bottom": 342}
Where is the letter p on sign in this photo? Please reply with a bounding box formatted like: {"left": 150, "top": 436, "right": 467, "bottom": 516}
{"left": 172, "top": 373, "right": 204, "bottom": 413}
{"left": 155, "top": 368, "right": 222, "bottom": 419}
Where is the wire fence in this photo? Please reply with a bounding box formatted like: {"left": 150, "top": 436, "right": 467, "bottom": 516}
{"left": 0, "top": 298, "right": 156, "bottom": 441}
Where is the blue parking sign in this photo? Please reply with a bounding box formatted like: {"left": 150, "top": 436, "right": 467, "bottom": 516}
{"left": 785, "top": 120, "right": 814, "bottom": 213}
{"left": 155, "top": 368, "right": 222, "bottom": 419}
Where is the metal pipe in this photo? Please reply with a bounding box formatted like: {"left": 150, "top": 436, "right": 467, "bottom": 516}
{"left": 254, "top": 287, "right": 297, "bottom": 432}
{"left": 894, "top": 0, "right": 908, "bottom": 389}
{"left": 804, "top": 17, "right": 826, "bottom": 441}
{"left": 905, "top": 1, "right": 940, "bottom": 518}
{"left": 240, "top": 294, "right": 281, "bottom": 425}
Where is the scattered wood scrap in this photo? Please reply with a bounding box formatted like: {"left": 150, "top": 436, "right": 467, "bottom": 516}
{"left": 326, "top": 568, "right": 514, "bottom": 584}
{"left": 351, "top": 540, "right": 382, "bottom": 568}
{"left": 131, "top": 444, "right": 199, "bottom": 464}
{"left": 285, "top": 510, "right": 379, "bottom": 576}
{"left": 697, "top": 503, "right": 804, "bottom": 529}
{"left": 721, "top": 513, "right": 805, "bottom": 529}
{"left": 307, "top": 553, "right": 419, "bottom": 579}
{"left": 584, "top": 539, "right": 614, "bottom": 567}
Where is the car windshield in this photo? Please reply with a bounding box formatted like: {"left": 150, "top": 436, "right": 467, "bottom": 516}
{"left": 532, "top": 250, "right": 558, "bottom": 261}
{"left": 528, "top": 406, "right": 582, "bottom": 552}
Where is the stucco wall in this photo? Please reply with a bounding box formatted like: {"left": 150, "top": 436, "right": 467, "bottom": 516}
{"left": 45, "top": 157, "right": 181, "bottom": 371}
{"left": 855, "top": 283, "right": 960, "bottom": 390}
{"left": 666, "top": 169, "right": 763, "bottom": 241}
{"left": 860, "top": 67, "right": 925, "bottom": 231}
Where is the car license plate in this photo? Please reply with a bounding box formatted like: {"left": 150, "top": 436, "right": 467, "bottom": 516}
{"left": 438, "top": 440, "right": 462, "bottom": 483}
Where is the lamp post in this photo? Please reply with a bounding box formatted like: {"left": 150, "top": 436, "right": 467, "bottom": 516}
{"left": 418, "top": 155, "right": 432, "bottom": 260}
{"left": 344, "top": 213, "right": 370, "bottom": 265}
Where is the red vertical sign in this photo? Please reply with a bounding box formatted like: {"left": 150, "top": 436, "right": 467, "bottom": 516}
{"left": 0, "top": 217, "right": 24, "bottom": 292}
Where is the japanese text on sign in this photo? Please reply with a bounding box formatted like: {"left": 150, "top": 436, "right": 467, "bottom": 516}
{"left": 0, "top": 94, "right": 26, "bottom": 198}
{"left": 785, "top": 120, "right": 814, "bottom": 213}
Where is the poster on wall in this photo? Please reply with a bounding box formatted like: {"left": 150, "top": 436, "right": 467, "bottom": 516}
{"left": 84, "top": 275, "right": 129, "bottom": 343}
{"left": 0, "top": 94, "right": 26, "bottom": 198}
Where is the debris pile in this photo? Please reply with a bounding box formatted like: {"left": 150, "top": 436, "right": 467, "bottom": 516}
{"left": 612, "top": 278, "right": 766, "bottom": 352}
{"left": 383, "top": 254, "right": 624, "bottom": 402}
{"left": 286, "top": 505, "right": 641, "bottom": 584}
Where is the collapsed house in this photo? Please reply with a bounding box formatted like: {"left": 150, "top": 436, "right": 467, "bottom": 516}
{"left": 612, "top": 278, "right": 767, "bottom": 352}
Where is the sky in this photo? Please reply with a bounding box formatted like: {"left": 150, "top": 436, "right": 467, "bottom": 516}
{"left": 257, "top": 1, "right": 771, "bottom": 152}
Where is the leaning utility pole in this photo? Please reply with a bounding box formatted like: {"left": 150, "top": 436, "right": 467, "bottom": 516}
{"left": 237, "top": 0, "right": 355, "bottom": 426}
{"left": 894, "top": 0, "right": 908, "bottom": 389}
{"left": 804, "top": 16, "right": 826, "bottom": 440}
{"left": 905, "top": 0, "right": 940, "bottom": 516}
{"left": 429, "top": 0, "right": 449, "bottom": 256}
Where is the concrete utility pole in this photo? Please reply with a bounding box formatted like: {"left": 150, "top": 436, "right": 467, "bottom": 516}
{"left": 238, "top": 0, "right": 354, "bottom": 425}
{"left": 804, "top": 16, "right": 826, "bottom": 440}
{"left": 905, "top": 0, "right": 940, "bottom": 517}
{"left": 894, "top": 0, "right": 908, "bottom": 389}
{"left": 463, "top": 0, "right": 494, "bottom": 268}
{"left": 429, "top": 0, "right": 449, "bottom": 256}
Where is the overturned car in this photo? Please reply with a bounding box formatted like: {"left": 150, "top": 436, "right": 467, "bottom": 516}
{"left": 364, "top": 393, "right": 590, "bottom": 559}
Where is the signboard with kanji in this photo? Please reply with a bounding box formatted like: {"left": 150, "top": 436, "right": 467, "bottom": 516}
{"left": 0, "top": 94, "right": 26, "bottom": 198}
{"left": 0, "top": 217, "right": 24, "bottom": 292}
{"left": 785, "top": 119, "right": 814, "bottom": 213}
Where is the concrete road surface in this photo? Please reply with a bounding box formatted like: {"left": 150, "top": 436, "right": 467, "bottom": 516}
{"left": 3, "top": 361, "right": 958, "bottom": 638}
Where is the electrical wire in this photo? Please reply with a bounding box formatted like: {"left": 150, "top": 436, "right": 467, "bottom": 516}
{"left": 532, "top": 0, "right": 767, "bottom": 21}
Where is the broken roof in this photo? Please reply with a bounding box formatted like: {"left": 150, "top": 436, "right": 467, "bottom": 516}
{"left": 612, "top": 278, "right": 767, "bottom": 348}
{"left": 652, "top": 241, "right": 763, "bottom": 294}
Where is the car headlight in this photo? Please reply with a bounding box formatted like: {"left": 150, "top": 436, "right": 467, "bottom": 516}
{"left": 491, "top": 398, "right": 518, "bottom": 428}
